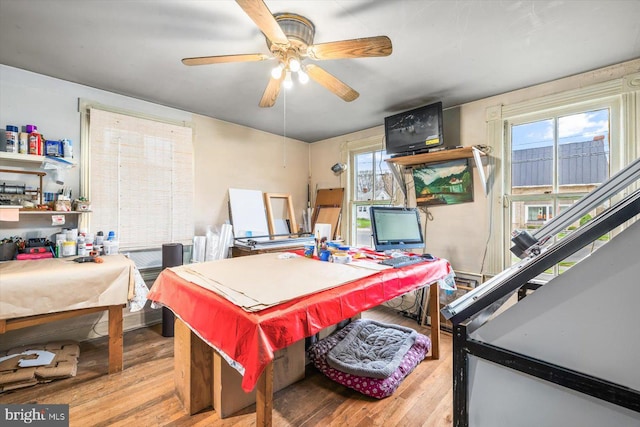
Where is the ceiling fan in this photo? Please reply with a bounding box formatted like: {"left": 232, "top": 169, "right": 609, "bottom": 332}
{"left": 181, "top": 0, "right": 393, "bottom": 107}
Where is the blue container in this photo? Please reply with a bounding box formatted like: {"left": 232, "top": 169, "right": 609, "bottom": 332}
{"left": 45, "top": 140, "right": 61, "bottom": 156}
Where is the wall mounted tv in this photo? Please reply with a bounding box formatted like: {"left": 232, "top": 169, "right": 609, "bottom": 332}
{"left": 384, "top": 101, "right": 444, "bottom": 156}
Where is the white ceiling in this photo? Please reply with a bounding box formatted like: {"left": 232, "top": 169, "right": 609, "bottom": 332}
{"left": 1, "top": 1, "right": 639, "bottom": 142}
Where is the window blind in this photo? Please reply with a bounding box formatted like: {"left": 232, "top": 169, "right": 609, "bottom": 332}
{"left": 87, "top": 108, "right": 194, "bottom": 250}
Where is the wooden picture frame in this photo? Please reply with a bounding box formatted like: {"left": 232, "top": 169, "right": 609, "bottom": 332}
{"left": 263, "top": 193, "right": 298, "bottom": 239}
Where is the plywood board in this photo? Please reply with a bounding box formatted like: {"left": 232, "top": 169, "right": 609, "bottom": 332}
{"left": 311, "top": 188, "right": 344, "bottom": 240}
{"left": 228, "top": 188, "right": 269, "bottom": 240}
{"left": 315, "top": 207, "right": 341, "bottom": 240}
{"left": 315, "top": 188, "right": 344, "bottom": 206}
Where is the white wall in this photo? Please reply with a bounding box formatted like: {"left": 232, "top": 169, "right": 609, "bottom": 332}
{"left": 191, "top": 115, "right": 309, "bottom": 235}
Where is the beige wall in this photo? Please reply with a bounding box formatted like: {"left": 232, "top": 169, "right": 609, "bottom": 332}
{"left": 309, "top": 58, "right": 640, "bottom": 276}
{"left": 192, "top": 114, "right": 309, "bottom": 235}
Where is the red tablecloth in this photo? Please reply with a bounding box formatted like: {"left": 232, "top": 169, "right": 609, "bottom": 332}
{"left": 147, "top": 258, "right": 451, "bottom": 392}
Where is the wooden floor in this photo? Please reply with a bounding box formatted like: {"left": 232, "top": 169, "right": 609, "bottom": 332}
{"left": 0, "top": 306, "right": 453, "bottom": 426}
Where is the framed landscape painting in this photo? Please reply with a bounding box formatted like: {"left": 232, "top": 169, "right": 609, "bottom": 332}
{"left": 411, "top": 158, "right": 473, "bottom": 206}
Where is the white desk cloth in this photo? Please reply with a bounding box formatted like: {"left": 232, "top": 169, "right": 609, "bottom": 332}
{"left": 0, "top": 254, "right": 143, "bottom": 320}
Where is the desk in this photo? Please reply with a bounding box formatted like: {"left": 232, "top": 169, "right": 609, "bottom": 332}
{"left": 148, "top": 257, "right": 451, "bottom": 425}
{"left": 0, "top": 255, "right": 135, "bottom": 373}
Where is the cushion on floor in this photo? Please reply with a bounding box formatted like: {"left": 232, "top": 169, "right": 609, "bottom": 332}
{"left": 327, "top": 319, "right": 418, "bottom": 379}
{"left": 308, "top": 319, "right": 430, "bottom": 399}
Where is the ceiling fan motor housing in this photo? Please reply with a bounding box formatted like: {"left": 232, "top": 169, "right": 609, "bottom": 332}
{"left": 268, "top": 13, "right": 315, "bottom": 53}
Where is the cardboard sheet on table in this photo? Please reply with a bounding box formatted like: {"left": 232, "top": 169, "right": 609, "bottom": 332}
{"left": 168, "top": 269, "right": 263, "bottom": 309}
{"left": 171, "top": 253, "right": 378, "bottom": 310}
{"left": 347, "top": 260, "right": 392, "bottom": 272}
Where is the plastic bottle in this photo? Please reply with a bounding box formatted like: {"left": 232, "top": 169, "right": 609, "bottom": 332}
{"left": 77, "top": 235, "right": 86, "bottom": 256}
{"left": 26, "top": 124, "right": 42, "bottom": 155}
{"left": 5, "top": 126, "right": 18, "bottom": 153}
{"left": 95, "top": 231, "right": 104, "bottom": 255}
{"left": 61, "top": 139, "right": 73, "bottom": 160}
{"left": 18, "top": 132, "right": 28, "bottom": 154}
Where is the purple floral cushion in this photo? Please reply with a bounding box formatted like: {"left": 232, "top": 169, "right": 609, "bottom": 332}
{"left": 308, "top": 320, "right": 430, "bottom": 399}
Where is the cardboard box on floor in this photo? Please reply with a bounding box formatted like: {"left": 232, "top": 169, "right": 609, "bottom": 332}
{"left": 214, "top": 339, "right": 306, "bottom": 417}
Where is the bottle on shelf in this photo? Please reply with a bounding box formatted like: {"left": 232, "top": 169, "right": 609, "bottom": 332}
{"left": 26, "top": 124, "right": 42, "bottom": 155}
{"left": 5, "top": 125, "right": 19, "bottom": 153}
{"left": 18, "top": 132, "right": 28, "bottom": 154}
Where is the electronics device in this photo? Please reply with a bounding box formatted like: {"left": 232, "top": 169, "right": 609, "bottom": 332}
{"left": 384, "top": 101, "right": 444, "bottom": 157}
{"left": 379, "top": 254, "right": 433, "bottom": 268}
{"left": 369, "top": 206, "right": 425, "bottom": 252}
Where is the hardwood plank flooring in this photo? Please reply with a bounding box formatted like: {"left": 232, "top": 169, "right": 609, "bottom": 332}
{"left": 0, "top": 306, "right": 453, "bottom": 426}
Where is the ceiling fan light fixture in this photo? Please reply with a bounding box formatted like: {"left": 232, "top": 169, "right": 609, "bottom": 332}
{"left": 298, "top": 69, "right": 309, "bottom": 84}
{"left": 283, "top": 71, "right": 293, "bottom": 89}
{"left": 271, "top": 63, "right": 284, "bottom": 79}
{"left": 289, "top": 57, "right": 301, "bottom": 73}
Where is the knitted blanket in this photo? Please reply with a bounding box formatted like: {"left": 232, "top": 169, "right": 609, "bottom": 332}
{"left": 327, "top": 319, "right": 417, "bottom": 379}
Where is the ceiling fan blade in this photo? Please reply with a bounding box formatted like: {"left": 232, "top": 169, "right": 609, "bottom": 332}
{"left": 259, "top": 75, "right": 283, "bottom": 108}
{"left": 307, "top": 36, "right": 392, "bottom": 60}
{"left": 305, "top": 64, "right": 359, "bottom": 102}
{"left": 182, "top": 53, "right": 270, "bottom": 66}
{"left": 236, "top": 0, "right": 289, "bottom": 46}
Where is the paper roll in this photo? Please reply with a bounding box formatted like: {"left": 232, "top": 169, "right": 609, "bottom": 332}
{"left": 192, "top": 236, "right": 206, "bottom": 263}
{"left": 218, "top": 223, "right": 233, "bottom": 259}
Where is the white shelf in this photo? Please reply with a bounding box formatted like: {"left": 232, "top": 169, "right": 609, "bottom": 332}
{"left": 0, "top": 151, "right": 46, "bottom": 164}
{"left": 0, "top": 152, "right": 77, "bottom": 167}
{"left": 19, "top": 210, "right": 90, "bottom": 215}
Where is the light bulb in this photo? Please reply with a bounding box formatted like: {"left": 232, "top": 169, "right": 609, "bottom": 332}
{"left": 283, "top": 71, "right": 293, "bottom": 89}
{"left": 298, "top": 70, "right": 309, "bottom": 84}
{"left": 271, "top": 63, "right": 284, "bottom": 79}
{"left": 289, "top": 57, "right": 301, "bottom": 73}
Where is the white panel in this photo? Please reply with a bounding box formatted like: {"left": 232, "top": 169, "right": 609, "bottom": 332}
{"left": 469, "top": 357, "right": 640, "bottom": 427}
{"left": 228, "top": 188, "right": 269, "bottom": 240}
{"left": 472, "top": 219, "right": 640, "bottom": 390}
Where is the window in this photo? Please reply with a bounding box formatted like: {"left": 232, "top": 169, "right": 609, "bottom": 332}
{"left": 507, "top": 107, "right": 613, "bottom": 276}
{"left": 526, "top": 205, "right": 553, "bottom": 223}
{"left": 82, "top": 107, "right": 194, "bottom": 253}
{"left": 349, "top": 147, "right": 399, "bottom": 247}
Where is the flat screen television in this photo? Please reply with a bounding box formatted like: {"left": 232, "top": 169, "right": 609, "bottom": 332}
{"left": 384, "top": 101, "right": 444, "bottom": 156}
{"left": 369, "top": 206, "right": 425, "bottom": 252}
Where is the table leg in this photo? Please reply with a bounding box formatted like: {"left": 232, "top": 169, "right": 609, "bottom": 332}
{"left": 256, "top": 362, "right": 274, "bottom": 427}
{"left": 428, "top": 282, "right": 440, "bottom": 360}
{"left": 174, "top": 317, "right": 213, "bottom": 415}
{"left": 108, "top": 305, "right": 123, "bottom": 373}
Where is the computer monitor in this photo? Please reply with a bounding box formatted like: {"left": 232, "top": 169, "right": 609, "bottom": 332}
{"left": 369, "top": 206, "right": 425, "bottom": 252}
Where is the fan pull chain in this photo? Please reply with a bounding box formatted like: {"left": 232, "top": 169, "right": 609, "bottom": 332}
{"left": 282, "top": 89, "right": 287, "bottom": 168}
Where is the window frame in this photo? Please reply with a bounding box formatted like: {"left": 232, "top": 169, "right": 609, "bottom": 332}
{"left": 341, "top": 136, "right": 403, "bottom": 247}
{"left": 501, "top": 93, "right": 626, "bottom": 276}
